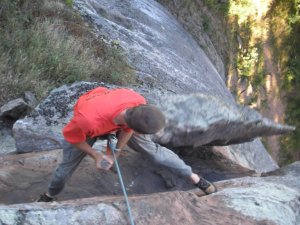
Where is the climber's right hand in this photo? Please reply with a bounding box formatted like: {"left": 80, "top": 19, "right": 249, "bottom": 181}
{"left": 95, "top": 152, "right": 114, "bottom": 170}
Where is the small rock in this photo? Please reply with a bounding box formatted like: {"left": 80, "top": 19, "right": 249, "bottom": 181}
{"left": 0, "top": 98, "right": 29, "bottom": 120}
{"left": 24, "top": 91, "right": 38, "bottom": 110}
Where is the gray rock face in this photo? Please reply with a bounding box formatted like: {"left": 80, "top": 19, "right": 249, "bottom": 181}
{"left": 157, "top": 0, "right": 227, "bottom": 78}
{"left": 74, "top": 0, "right": 231, "bottom": 101}
{"left": 1, "top": 161, "right": 299, "bottom": 225}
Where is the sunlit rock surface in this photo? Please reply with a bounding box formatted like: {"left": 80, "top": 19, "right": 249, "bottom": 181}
{"left": 73, "top": 0, "right": 228, "bottom": 99}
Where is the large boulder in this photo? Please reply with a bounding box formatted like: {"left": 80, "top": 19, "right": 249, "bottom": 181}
{"left": 0, "top": 159, "right": 299, "bottom": 225}
{"left": 13, "top": 82, "right": 293, "bottom": 173}
{"left": 154, "top": 93, "right": 294, "bottom": 147}
{"left": 13, "top": 82, "right": 101, "bottom": 152}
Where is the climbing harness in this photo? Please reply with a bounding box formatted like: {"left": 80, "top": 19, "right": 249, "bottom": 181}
{"left": 108, "top": 134, "right": 135, "bottom": 225}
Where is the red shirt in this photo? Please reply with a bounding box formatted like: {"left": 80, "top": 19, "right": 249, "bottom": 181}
{"left": 63, "top": 87, "right": 146, "bottom": 143}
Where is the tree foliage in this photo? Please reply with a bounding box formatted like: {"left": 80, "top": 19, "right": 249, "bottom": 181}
{"left": 268, "top": 0, "right": 300, "bottom": 164}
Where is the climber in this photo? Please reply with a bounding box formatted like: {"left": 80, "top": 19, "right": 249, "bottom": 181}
{"left": 37, "top": 87, "right": 216, "bottom": 202}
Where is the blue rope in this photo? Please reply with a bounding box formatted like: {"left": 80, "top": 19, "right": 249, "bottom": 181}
{"left": 109, "top": 140, "right": 135, "bottom": 225}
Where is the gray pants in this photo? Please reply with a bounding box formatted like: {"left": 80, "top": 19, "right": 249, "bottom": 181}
{"left": 48, "top": 134, "right": 192, "bottom": 196}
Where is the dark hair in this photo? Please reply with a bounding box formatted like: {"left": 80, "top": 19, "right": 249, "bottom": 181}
{"left": 125, "top": 104, "right": 166, "bottom": 134}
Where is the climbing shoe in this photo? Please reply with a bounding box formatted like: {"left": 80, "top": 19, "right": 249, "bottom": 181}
{"left": 195, "top": 177, "right": 217, "bottom": 195}
{"left": 37, "top": 193, "right": 55, "bottom": 202}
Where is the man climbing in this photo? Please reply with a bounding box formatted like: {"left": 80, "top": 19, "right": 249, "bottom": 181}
{"left": 37, "top": 87, "right": 216, "bottom": 202}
